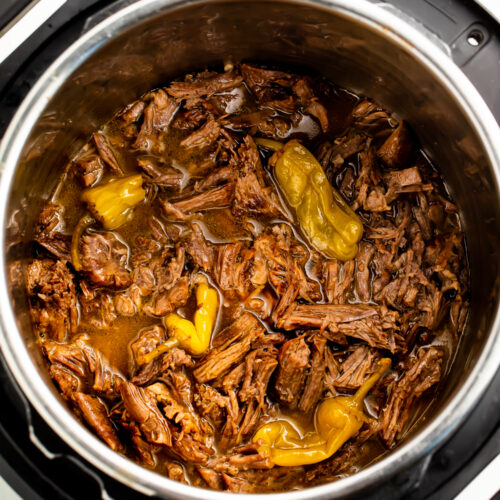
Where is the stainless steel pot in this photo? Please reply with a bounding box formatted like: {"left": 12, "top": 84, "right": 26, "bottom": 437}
{"left": 0, "top": 0, "right": 499, "bottom": 498}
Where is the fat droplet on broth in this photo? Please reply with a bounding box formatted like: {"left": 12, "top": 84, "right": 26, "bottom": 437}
{"left": 223, "top": 86, "right": 247, "bottom": 114}
{"left": 171, "top": 158, "right": 192, "bottom": 190}
{"left": 288, "top": 113, "right": 320, "bottom": 140}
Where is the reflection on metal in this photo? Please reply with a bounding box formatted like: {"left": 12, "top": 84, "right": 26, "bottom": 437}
{"left": 0, "top": 0, "right": 67, "bottom": 65}
{"left": 474, "top": 0, "right": 500, "bottom": 24}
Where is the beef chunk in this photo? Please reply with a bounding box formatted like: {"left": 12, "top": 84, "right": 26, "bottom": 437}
{"left": 80, "top": 232, "right": 131, "bottom": 288}
{"left": 72, "top": 392, "right": 123, "bottom": 451}
{"left": 298, "top": 335, "right": 327, "bottom": 413}
{"left": 194, "top": 165, "right": 234, "bottom": 192}
{"left": 292, "top": 78, "right": 329, "bottom": 132}
{"left": 193, "top": 313, "right": 265, "bottom": 383}
{"left": 195, "top": 383, "right": 232, "bottom": 431}
{"left": 351, "top": 99, "right": 391, "bottom": 129}
{"left": 253, "top": 225, "right": 322, "bottom": 305}
{"left": 167, "top": 71, "right": 243, "bottom": 100}
{"left": 74, "top": 152, "right": 104, "bottom": 187}
{"left": 334, "top": 345, "right": 377, "bottom": 389}
{"left": 93, "top": 132, "right": 123, "bottom": 175}
{"left": 197, "top": 467, "right": 224, "bottom": 490}
{"left": 213, "top": 241, "right": 257, "bottom": 300}
{"left": 184, "top": 223, "right": 214, "bottom": 271}
{"left": 44, "top": 334, "right": 124, "bottom": 398}
{"left": 322, "top": 260, "right": 354, "bottom": 304}
{"left": 144, "top": 276, "right": 189, "bottom": 317}
{"left": 143, "top": 246, "right": 188, "bottom": 316}
{"left": 180, "top": 118, "right": 221, "bottom": 150}
{"left": 275, "top": 336, "right": 310, "bottom": 408}
{"left": 117, "top": 99, "right": 146, "bottom": 126}
{"left": 377, "top": 121, "right": 413, "bottom": 169}
{"left": 355, "top": 241, "right": 375, "bottom": 302}
{"left": 27, "top": 259, "right": 78, "bottom": 342}
{"left": 138, "top": 157, "right": 184, "bottom": 188}
{"left": 148, "top": 379, "right": 213, "bottom": 463}
{"left": 34, "top": 203, "right": 71, "bottom": 261}
{"left": 384, "top": 166, "right": 432, "bottom": 203}
{"left": 380, "top": 346, "right": 443, "bottom": 446}
{"left": 131, "top": 325, "right": 166, "bottom": 366}
{"left": 236, "top": 351, "right": 278, "bottom": 441}
{"left": 164, "top": 183, "right": 235, "bottom": 216}
{"left": 232, "top": 136, "right": 284, "bottom": 218}
{"left": 119, "top": 380, "right": 172, "bottom": 446}
{"left": 351, "top": 147, "right": 379, "bottom": 211}
{"left": 277, "top": 303, "right": 401, "bottom": 352}
{"left": 134, "top": 89, "right": 178, "bottom": 151}
{"left": 132, "top": 347, "right": 193, "bottom": 386}
{"left": 318, "top": 130, "right": 368, "bottom": 171}
{"left": 79, "top": 284, "right": 118, "bottom": 329}
{"left": 172, "top": 107, "right": 209, "bottom": 130}
{"left": 241, "top": 64, "right": 294, "bottom": 101}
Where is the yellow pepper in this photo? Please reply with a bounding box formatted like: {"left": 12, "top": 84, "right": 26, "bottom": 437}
{"left": 143, "top": 278, "right": 218, "bottom": 361}
{"left": 270, "top": 140, "right": 363, "bottom": 260}
{"left": 253, "top": 358, "right": 391, "bottom": 466}
{"left": 81, "top": 174, "right": 145, "bottom": 230}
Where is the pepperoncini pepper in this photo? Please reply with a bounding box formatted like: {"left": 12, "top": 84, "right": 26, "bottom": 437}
{"left": 142, "top": 278, "right": 218, "bottom": 362}
{"left": 81, "top": 174, "right": 146, "bottom": 230}
{"left": 253, "top": 358, "right": 391, "bottom": 466}
{"left": 270, "top": 140, "right": 363, "bottom": 261}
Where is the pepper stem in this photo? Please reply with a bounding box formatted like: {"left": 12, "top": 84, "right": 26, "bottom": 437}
{"left": 142, "top": 337, "right": 180, "bottom": 365}
{"left": 71, "top": 214, "right": 95, "bottom": 271}
{"left": 353, "top": 358, "right": 391, "bottom": 405}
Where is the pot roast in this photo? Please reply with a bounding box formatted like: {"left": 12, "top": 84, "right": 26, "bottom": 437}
{"left": 26, "top": 63, "right": 468, "bottom": 492}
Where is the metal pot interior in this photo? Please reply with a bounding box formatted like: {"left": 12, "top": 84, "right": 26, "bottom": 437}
{"left": 2, "top": 0, "right": 499, "bottom": 496}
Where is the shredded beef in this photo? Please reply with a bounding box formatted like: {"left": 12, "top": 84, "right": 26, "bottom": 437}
{"left": 193, "top": 313, "right": 265, "bottom": 383}
{"left": 380, "top": 346, "right": 443, "bottom": 446}
{"left": 377, "top": 121, "right": 413, "bottom": 169}
{"left": 277, "top": 303, "right": 400, "bottom": 352}
{"left": 134, "top": 89, "right": 178, "bottom": 151}
{"left": 334, "top": 345, "right": 377, "bottom": 389}
{"left": 34, "top": 203, "right": 71, "bottom": 261}
{"left": 72, "top": 392, "right": 123, "bottom": 451}
{"left": 93, "top": 132, "right": 123, "bottom": 175}
{"left": 80, "top": 232, "right": 131, "bottom": 288}
{"left": 275, "top": 336, "right": 310, "bottom": 408}
{"left": 232, "top": 136, "right": 285, "bottom": 218}
{"left": 180, "top": 118, "right": 221, "bottom": 150}
{"left": 27, "top": 259, "right": 78, "bottom": 342}
{"left": 138, "top": 157, "right": 184, "bottom": 188}
{"left": 119, "top": 380, "right": 172, "bottom": 446}
{"left": 74, "top": 151, "right": 104, "bottom": 187}
{"left": 298, "top": 334, "right": 327, "bottom": 413}
{"left": 165, "top": 183, "right": 235, "bottom": 216}
{"left": 167, "top": 71, "right": 243, "bottom": 100}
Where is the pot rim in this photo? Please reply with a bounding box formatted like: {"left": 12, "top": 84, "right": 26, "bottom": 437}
{"left": 0, "top": 0, "right": 499, "bottom": 498}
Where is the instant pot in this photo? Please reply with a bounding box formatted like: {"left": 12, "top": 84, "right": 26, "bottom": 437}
{"left": 0, "top": 1, "right": 499, "bottom": 499}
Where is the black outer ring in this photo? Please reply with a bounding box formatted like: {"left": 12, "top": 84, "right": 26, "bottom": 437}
{"left": 0, "top": 1, "right": 498, "bottom": 499}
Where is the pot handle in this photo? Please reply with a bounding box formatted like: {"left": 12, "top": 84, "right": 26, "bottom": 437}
{"left": 373, "top": 0, "right": 493, "bottom": 67}
{"left": 0, "top": 353, "right": 155, "bottom": 499}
